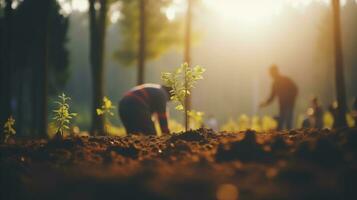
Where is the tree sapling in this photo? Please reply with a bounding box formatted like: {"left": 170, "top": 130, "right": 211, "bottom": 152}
{"left": 161, "top": 62, "right": 205, "bottom": 131}
{"left": 3, "top": 116, "right": 16, "bottom": 143}
{"left": 52, "top": 93, "right": 77, "bottom": 138}
{"left": 96, "top": 96, "right": 116, "bottom": 134}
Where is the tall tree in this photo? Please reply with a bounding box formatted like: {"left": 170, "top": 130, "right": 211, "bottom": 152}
{"left": 137, "top": 0, "right": 146, "bottom": 84}
{"left": 0, "top": 0, "right": 13, "bottom": 139}
{"left": 88, "top": 0, "right": 109, "bottom": 135}
{"left": 332, "top": 0, "right": 348, "bottom": 127}
{"left": 37, "top": 0, "right": 51, "bottom": 137}
{"left": 114, "top": 0, "right": 184, "bottom": 84}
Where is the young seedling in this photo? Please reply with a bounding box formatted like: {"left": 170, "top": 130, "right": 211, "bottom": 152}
{"left": 3, "top": 116, "right": 16, "bottom": 143}
{"left": 96, "top": 96, "right": 116, "bottom": 134}
{"left": 52, "top": 93, "right": 77, "bottom": 138}
{"left": 96, "top": 96, "right": 116, "bottom": 116}
{"left": 161, "top": 63, "right": 205, "bottom": 131}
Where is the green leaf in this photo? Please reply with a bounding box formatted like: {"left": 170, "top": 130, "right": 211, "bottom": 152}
{"left": 175, "top": 105, "right": 184, "bottom": 111}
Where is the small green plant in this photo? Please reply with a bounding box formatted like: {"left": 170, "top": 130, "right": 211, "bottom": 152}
{"left": 96, "top": 96, "right": 116, "bottom": 134}
{"left": 3, "top": 116, "right": 16, "bottom": 143}
{"left": 52, "top": 93, "right": 77, "bottom": 138}
{"left": 161, "top": 63, "right": 205, "bottom": 131}
{"left": 96, "top": 96, "right": 116, "bottom": 116}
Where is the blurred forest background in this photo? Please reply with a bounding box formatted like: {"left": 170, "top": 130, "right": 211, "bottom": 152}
{"left": 0, "top": 0, "right": 356, "bottom": 136}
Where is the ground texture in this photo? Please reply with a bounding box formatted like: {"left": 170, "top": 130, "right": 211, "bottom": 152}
{"left": 1, "top": 128, "right": 357, "bottom": 200}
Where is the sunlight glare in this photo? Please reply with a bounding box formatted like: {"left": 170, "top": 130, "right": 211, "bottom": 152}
{"left": 59, "top": 2, "right": 72, "bottom": 16}
{"left": 161, "top": 0, "right": 186, "bottom": 21}
{"left": 202, "top": 0, "right": 283, "bottom": 26}
{"left": 72, "top": 0, "right": 89, "bottom": 12}
{"left": 109, "top": 2, "right": 122, "bottom": 24}
{"left": 11, "top": 0, "right": 19, "bottom": 9}
{"left": 57, "top": 0, "right": 88, "bottom": 16}
{"left": 202, "top": 0, "right": 351, "bottom": 26}
{"left": 163, "top": 6, "right": 176, "bottom": 21}
{"left": 110, "top": 10, "right": 121, "bottom": 24}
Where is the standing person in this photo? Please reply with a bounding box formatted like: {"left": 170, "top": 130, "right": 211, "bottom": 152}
{"left": 119, "top": 84, "right": 172, "bottom": 135}
{"left": 260, "top": 65, "right": 298, "bottom": 130}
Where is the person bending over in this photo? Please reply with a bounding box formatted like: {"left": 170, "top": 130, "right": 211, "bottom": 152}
{"left": 119, "top": 84, "right": 172, "bottom": 135}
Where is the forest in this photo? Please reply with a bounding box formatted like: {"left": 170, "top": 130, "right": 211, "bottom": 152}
{"left": 1, "top": 0, "right": 357, "bottom": 199}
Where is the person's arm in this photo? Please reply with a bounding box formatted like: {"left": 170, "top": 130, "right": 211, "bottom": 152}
{"left": 158, "top": 111, "right": 170, "bottom": 134}
{"left": 156, "top": 92, "right": 170, "bottom": 134}
{"left": 260, "top": 82, "right": 276, "bottom": 108}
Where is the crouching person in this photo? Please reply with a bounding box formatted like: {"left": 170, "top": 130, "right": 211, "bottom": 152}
{"left": 119, "top": 84, "right": 172, "bottom": 135}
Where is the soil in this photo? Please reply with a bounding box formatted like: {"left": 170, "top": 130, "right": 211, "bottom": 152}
{"left": 1, "top": 128, "right": 357, "bottom": 200}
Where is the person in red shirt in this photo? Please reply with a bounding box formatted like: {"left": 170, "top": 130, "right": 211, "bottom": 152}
{"left": 260, "top": 65, "right": 298, "bottom": 130}
{"left": 119, "top": 84, "right": 172, "bottom": 135}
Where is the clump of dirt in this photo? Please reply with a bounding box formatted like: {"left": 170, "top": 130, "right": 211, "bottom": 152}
{"left": 216, "top": 130, "right": 270, "bottom": 162}
{"left": 168, "top": 128, "right": 214, "bottom": 143}
{"left": 106, "top": 144, "right": 139, "bottom": 159}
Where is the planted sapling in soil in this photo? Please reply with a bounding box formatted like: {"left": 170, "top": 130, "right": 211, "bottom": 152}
{"left": 96, "top": 96, "right": 116, "bottom": 134}
{"left": 161, "top": 63, "right": 205, "bottom": 131}
{"left": 52, "top": 93, "right": 77, "bottom": 139}
{"left": 96, "top": 96, "right": 116, "bottom": 117}
{"left": 3, "top": 116, "right": 16, "bottom": 143}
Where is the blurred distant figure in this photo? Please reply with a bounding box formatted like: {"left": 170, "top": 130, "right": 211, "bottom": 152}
{"left": 205, "top": 115, "right": 219, "bottom": 132}
{"left": 302, "top": 97, "right": 324, "bottom": 129}
{"left": 352, "top": 97, "right": 357, "bottom": 127}
{"left": 119, "top": 84, "right": 172, "bottom": 135}
{"left": 260, "top": 65, "right": 298, "bottom": 130}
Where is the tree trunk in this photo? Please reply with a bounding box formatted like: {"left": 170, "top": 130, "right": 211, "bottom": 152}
{"left": 89, "top": 0, "right": 107, "bottom": 135}
{"left": 332, "top": 0, "right": 348, "bottom": 127}
{"left": 184, "top": 0, "right": 192, "bottom": 131}
{"left": 38, "top": 0, "right": 51, "bottom": 138}
{"left": 31, "top": 68, "right": 38, "bottom": 136}
{"left": 0, "top": 0, "right": 13, "bottom": 139}
{"left": 137, "top": 0, "right": 146, "bottom": 85}
{"left": 16, "top": 66, "right": 25, "bottom": 137}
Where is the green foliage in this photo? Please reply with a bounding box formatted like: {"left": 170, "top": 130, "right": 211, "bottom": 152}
{"left": 96, "top": 96, "right": 116, "bottom": 135}
{"left": 220, "top": 115, "right": 278, "bottom": 132}
{"left": 220, "top": 118, "right": 239, "bottom": 132}
{"left": 3, "top": 116, "right": 16, "bottom": 143}
{"left": 96, "top": 96, "right": 116, "bottom": 116}
{"left": 114, "top": 0, "right": 184, "bottom": 66}
{"left": 324, "top": 112, "right": 356, "bottom": 128}
{"left": 238, "top": 114, "right": 250, "bottom": 131}
{"left": 52, "top": 93, "right": 77, "bottom": 137}
{"left": 347, "top": 113, "right": 355, "bottom": 128}
{"left": 188, "top": 110, "right": 204, "bottom": 129}
{"left": 162, "top": 63, "right": 205, "bottom": 131}
{"left": 168, "top": 119, "right": 185, "bottom": 134}
{"left": 161, "top": 63, "right": 205, "bottom": 111}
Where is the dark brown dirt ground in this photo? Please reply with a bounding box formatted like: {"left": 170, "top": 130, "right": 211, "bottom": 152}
{"left": 1, "top": 128, "right": 357, "bottom": 200}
